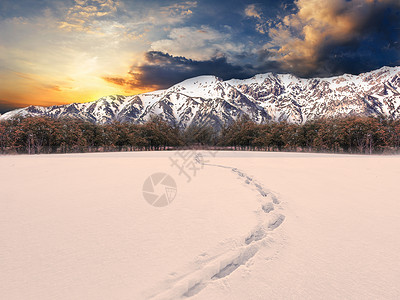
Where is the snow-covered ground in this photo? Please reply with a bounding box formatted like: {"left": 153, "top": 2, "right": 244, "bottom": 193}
{"left": 0, "top": 151, "right": 399, "bottom": 299}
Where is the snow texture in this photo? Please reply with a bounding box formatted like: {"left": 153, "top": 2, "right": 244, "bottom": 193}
{"left": 0, "top": 151, "right": 399, "bottom": 299}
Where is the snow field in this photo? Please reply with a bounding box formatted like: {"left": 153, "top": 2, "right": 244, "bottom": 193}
{"left": 1, "top": 151, "right": 399, "bottom": 299}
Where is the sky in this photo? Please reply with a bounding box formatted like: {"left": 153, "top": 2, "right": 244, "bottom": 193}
{"left": 0, "top": 0, "right": 399, "bottom": 113}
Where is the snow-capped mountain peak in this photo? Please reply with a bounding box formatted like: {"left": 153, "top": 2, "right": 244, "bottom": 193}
{"left": 1, "top": 66, "right": 400, "bottom": 128}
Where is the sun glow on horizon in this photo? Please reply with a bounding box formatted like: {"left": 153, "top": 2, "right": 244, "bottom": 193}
{"left": 0, "top": 69, "right": 152, "bottom": 109}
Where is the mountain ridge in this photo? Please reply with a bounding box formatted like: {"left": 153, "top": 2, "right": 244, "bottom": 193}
{"left": 1, "top": 66, "right": 400, "bottom": 128}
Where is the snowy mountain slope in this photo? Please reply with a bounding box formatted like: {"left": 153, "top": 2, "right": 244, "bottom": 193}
{"left": 1, "top": 66, "right": 400, "bottom": 128}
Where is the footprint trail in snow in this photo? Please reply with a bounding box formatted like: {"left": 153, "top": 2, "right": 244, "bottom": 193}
{"left": 147, "top": 153, "right": 285, "bottom": 300}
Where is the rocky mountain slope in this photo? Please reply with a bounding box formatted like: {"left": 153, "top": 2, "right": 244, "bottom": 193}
{"left": 1, "top": 66, "right": 400, "bottom": 128}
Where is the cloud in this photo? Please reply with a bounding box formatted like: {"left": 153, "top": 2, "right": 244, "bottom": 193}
{"left": 58, "top": 0, "right": 120, "bottom": 33}
{"left": 264, "top": 0, "right": 400, "bottom": 76}
{"left": 41, "top": 84, "right": 62, "bottom": 92}
{"left": 245, "top": 4, "right": 262, "bottom": 19}
{"left": 102, "top": 76, "right": 128, "bottom": 86}
{"left": 150, "top": 26, "right": 238, "bottom": 60}
{"left": 103, "top": 51, "right": 256, "bottom": 90}
{"left": 159, "top": 1, "right": 197, "bottom": 19}
{"left": 244, "top": 4, "right": 269, "bottom": 34}
{"left": 134, "top": 1, "right": 198, "bottom": 27}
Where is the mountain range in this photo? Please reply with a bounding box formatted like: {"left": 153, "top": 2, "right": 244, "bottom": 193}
{"left": 1, "top": 66, "right": 400, "bottom": 129}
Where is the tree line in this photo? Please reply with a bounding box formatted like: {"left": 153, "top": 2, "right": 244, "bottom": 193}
{"left": 0, "top": 115, "right": 400, "bottom": 154}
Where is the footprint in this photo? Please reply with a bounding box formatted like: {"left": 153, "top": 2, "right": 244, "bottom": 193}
{"left": 183, "top": 282, "right": 207, "bottom": 297}
{"left": 262, "top": 202, "right": 274, "bottom": 213}
{"left": 258, "top": 189, "right": 267, "bottom": 197}
{"left": 245, "top": 228, "right": 266, "bottom": 245}
{"left": 268, "top": 214, "right": 285, "bottom": 230}
{"left": 269, "top": 194, "right": 280, "bottom": 204}
{"left": 212, "top": 246, "right": 258, "bottom": 279}
{"left": 231, "top": 168, "right": 246, "bottom": 177}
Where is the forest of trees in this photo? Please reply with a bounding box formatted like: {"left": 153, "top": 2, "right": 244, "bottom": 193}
{"left": 1, "top": 115, "right": 400, "bottom": 154}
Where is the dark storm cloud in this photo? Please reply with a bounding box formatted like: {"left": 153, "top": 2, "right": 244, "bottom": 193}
{"left": 265, "top": 0, "right": 400, "bottom": 77}
{"left": 103, "top": 51, "right": 257, "bottom": 90}
{"left": 316, "top": 4, "right": 399, "bottom": 76}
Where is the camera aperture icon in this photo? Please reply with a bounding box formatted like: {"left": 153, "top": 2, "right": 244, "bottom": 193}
{"left": 142, "top": 173, "right": 177, "bottom": 207}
